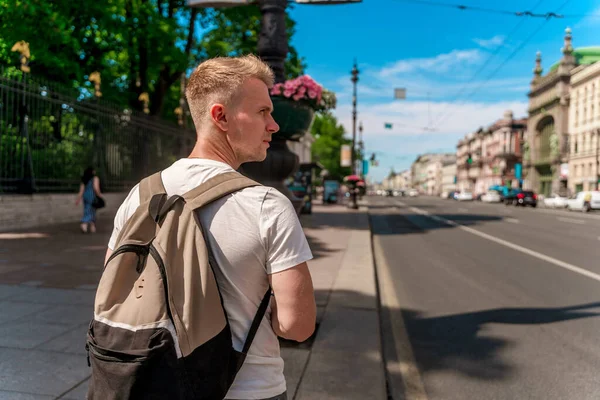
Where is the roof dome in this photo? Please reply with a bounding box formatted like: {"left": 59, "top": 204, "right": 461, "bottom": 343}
{"left": 549, "top": 47, "right": 600, "bottom": 72}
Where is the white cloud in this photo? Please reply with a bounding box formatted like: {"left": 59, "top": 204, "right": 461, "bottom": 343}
{"left": 473, "top": 35, "right": 505, "bottom": 49}
{"left": 332, "top": 99, "right": 528, "bottom": 139}
{"left": 378, "top": 49, "right": 482, "bottom": 77}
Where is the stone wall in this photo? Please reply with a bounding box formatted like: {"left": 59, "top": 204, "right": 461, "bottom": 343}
{"left": 0, "top": 192, "right": 129, "bottom": 232}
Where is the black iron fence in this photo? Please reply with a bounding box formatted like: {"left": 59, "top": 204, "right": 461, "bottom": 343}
{"left": 0, "top": 69, "right": 195, "bottom": 194}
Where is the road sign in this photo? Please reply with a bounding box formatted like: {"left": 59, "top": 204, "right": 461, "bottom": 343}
{"left": 394, "top": 88, "right": 406, "bottom": 99}
{"left": 340, "top": 145, "right": 352, "bottom": 167}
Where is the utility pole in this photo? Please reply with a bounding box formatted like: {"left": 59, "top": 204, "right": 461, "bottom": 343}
{"left": 349, "top": 60, "right": 359, "bottom": 209}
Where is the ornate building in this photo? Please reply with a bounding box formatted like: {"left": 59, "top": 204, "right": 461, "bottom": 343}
{"left": 525, "top": 28, "right": 600, "bottom": 196}
{"left": 568, "top": 60, "right": 600, "bottom": 193}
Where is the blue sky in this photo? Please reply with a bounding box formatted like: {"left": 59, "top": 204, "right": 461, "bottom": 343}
{"left": 287, "top": 0, "right": 600, "bottom": 182}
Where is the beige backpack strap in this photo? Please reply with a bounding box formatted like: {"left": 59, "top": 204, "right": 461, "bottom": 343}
{"left": 183, "top": 172, "right": 260, "bottom": 210}
{"left": 139, "top": 171, "right": 167, "bottom": 204}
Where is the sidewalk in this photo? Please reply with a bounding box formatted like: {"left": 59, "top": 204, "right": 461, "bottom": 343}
{"left": 0, "top": 202, "right": 386, "bottom": 399}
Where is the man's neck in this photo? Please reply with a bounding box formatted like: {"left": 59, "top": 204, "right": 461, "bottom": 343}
{"left": 188, "top": 137, "right": 240, "bottom": 170}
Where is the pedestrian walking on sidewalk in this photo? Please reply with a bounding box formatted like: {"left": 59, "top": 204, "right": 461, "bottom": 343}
{"left": 102, "top": 55, "right": 316, "bottom": 400}
{"left": 75, "top": 166, "right": 103, "bottom": 233}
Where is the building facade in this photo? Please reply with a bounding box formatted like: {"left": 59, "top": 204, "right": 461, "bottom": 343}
{"left": 525, "top": 29, "right": 600, "bottom": 196}
{"left": 456, "top": 130, "right": 484, "bottom": 193}
{"left": 441, "top": 162, "right": 457, "bottom": 193}
{"left": 411, "top": 153, "right": 455, "bottom": 194}
{"left": 568, "top": 61, "right": 600, "bottom": 193}
{"left": 481, "top": 111, "right": 527, "bottom": 191}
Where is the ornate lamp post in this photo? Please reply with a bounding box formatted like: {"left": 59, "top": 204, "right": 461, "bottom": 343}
{"left": 348, "top": 60, "right": 359, "bottom": 209}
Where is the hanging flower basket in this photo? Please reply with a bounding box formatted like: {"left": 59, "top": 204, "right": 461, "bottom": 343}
{"left": 270, "top": 75, "right": 336, "bottom": 141}
{"left": 271, "top": 96, "right": 315, "bottom": 141}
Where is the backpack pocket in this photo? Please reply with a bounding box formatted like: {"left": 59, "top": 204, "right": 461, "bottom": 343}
{"left": 86, "top": 325, "right": 182, "bottom": 400}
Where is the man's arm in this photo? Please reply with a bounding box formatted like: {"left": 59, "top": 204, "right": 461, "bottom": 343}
{"left": 268, "top": 262, "right": 316, "bottom": 342}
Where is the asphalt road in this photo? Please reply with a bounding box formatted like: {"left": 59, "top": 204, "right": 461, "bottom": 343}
{"left": 368, "top": 195, "right": 600, "bottom": 400}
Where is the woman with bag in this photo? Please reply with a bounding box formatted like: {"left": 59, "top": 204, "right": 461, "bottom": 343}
{"left": 75, "top": 167, "right": 104, "bottom": 233}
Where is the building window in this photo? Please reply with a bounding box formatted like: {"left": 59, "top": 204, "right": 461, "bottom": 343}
{"left": 575, "top": 139, "right": 578, "bottom": 154}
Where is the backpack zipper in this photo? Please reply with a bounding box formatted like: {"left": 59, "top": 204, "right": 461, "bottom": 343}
{"left": 148, "top": 244, "right": 175, "bottom": 331}
{"left": 104, "top": 244, "right": 150, "bottom": 270}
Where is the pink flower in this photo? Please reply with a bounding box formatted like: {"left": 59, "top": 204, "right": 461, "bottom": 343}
{"left": 308, "top": 89, "right": 317, "bottom": 99}
{"left": 293, "top": 93, "right": 303, "bottom": 101}
{"left": 271, "top": 84, "right": 282, "bottom": 95}
{"left": 283, "top": 89, "right": 294, "bottom": 98}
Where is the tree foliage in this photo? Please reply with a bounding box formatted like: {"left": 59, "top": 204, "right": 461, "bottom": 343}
{"left": 0, "top": 0, "right": 306, "bottom": 120}
{"left": 310, "top": 112, "right": 351, "bottom": 182}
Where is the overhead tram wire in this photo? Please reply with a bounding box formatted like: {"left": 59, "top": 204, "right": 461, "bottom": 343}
{"left": 428, "top": 0, "right": 547, "bottom": 129}
{"left": 392, "top": 0, "right": 593, "bottom": 19}
{"left": 430, "top": 0, "right": 573, "bottom": 131}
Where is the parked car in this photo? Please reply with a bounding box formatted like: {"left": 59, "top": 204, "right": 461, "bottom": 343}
{"left": 567, "top": 191, "right": 600, "bottom": 212}
{"left": 455, "top": 191, "right": 473, "bottom": 201}
{"left": 505, "top": 190, "right": 537, "bottom": 207}
{"left": 408, "top": 189, "right": 419, "bottom": 197}
{"left": 543, "top": 193, "right": 569, "bottom": 208}
{"left": 481, "top": 190, "right": 502, "bottom": 203}
{"left": 503, "top": 188, "right": 522, "bottom": 205}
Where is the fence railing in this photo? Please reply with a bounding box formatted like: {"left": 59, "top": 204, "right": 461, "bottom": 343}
{"left": 0, "top": 69, "right": 195, "bottom": 194}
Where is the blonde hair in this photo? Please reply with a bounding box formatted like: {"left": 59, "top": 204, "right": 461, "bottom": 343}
{"left": 186, "top": 54, "right": 274, "bottom": 126}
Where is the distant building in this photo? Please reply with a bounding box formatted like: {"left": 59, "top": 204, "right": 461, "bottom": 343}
{"left": 525, "top": 28, "right": 600, "bottom": 196}
{"left": 568, "top": 61, "right": 600, "bottom": 193}
{"left": 411, "top": 153, "right": 455, "bottom": 195}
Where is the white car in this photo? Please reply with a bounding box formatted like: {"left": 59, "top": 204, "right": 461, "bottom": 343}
{"left": 408, "top": 189, "right": 419, "bottom": 197}
{"left": 543, "top": 193, "right": 568, "bottom": 208}
{"left": 567, "top": 191, "right": 600, "bottom": 212}
{"left": 481, "top": 191, "right": 501, "bottom": 203}
{"left": 455, "top": 191, "right": 473, "bottom": 201}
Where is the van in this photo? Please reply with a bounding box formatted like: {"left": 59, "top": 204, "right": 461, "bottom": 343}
{"left": 567, "top": 191, "right": 600, "bottom": 212}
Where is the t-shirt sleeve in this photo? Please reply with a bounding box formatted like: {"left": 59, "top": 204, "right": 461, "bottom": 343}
{"left": 260, "top": 188, "right": 313, "bottom": 275}
{"left": 107, "top": 185, "right": 141, "bottom": 250}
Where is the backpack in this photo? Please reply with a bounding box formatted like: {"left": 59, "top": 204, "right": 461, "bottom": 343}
{"left": 86, "top": 171, "right": 271, "bottom": 400}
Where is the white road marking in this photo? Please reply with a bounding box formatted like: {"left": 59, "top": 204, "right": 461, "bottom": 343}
{"left": 557, "top": 217, "right": 586, "bottom": 225}
{"left": 506, "top": 218, "right": 520, "bottom": 224}
{"left": 373, "top": 236, "right": 428, "bottom": 400}
{"left": 399, "top": 201, "right": 600, "bottom": 284}
{"left": 458, "top": 208, "right": 469, "bottom": 212}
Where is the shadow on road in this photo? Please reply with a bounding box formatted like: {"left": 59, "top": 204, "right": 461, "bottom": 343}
{"left": 299, "top": 210, "right": 366, "bottom": 231}
{"left": 397, "top": 303, "right": 600, "bottom": 382}
{"left": 370, "top": 211, "right": 503, "bottom": 235}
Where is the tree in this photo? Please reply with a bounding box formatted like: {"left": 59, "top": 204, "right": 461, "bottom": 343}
{"left": 0, "top": 1, "right": 305, "bottom": 119}
{"left": 311, "top": 112, "right": 352, "bottom": 182}
{"left": 198, "top": 7, "right": 305, "bottom": 81}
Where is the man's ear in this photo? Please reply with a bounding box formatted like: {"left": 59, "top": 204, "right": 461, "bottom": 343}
{"left": 209, "top": 104, "right": 228, "bottom": 132}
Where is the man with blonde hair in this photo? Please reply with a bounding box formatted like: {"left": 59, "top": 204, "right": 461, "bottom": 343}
{"left": 105, "top": 55, "right": 316, "bottom": 400}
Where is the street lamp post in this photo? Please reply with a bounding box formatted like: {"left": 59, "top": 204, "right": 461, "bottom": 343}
{"left": 349, "top": 60, "right": 359, "bottom": 209}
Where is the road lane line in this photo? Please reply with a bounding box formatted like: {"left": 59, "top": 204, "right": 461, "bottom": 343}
{"left": 506, "top": 218, "right": 520, "bottom": 224}
{"left": 458, "top": 208, "right": 469, "bottom": 212}
{"left": 399, "top": 201, "right": 600, "bottom": 284}
{"left": 557, "top": 217, "right": 586, "bottom": 225}
{"left": 373, "top": 236, "right": 428, "bottom": 400}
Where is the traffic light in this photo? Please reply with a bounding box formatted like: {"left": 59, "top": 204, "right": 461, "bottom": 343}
{"left": 467, "top": 153, "right": 473, "bottom": 165}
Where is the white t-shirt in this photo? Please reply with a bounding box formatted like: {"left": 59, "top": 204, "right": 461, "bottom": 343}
{"left": 108, "top": 158, "right": 313, "bottom": 399}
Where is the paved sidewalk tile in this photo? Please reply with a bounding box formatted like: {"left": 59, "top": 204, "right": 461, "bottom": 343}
{"left": 7, "top": 288, "right": 94, "bottom": 306}
{"left": 60, "top": 378, "right": 89, "bottom": 400}
{"left": 0, "top": 320, "right": 73, "bottom": 349}
{"left": 0, "top": 391, "right": 53, "bottom": 399}
{"left": 0, "top": 349, "right": 89, "bottom": 397}
{"left": 40, "top": 323, "right": 89, "bottom": 355}
{"left": 0, "top": 302, "right": 49, "bottom": 324}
